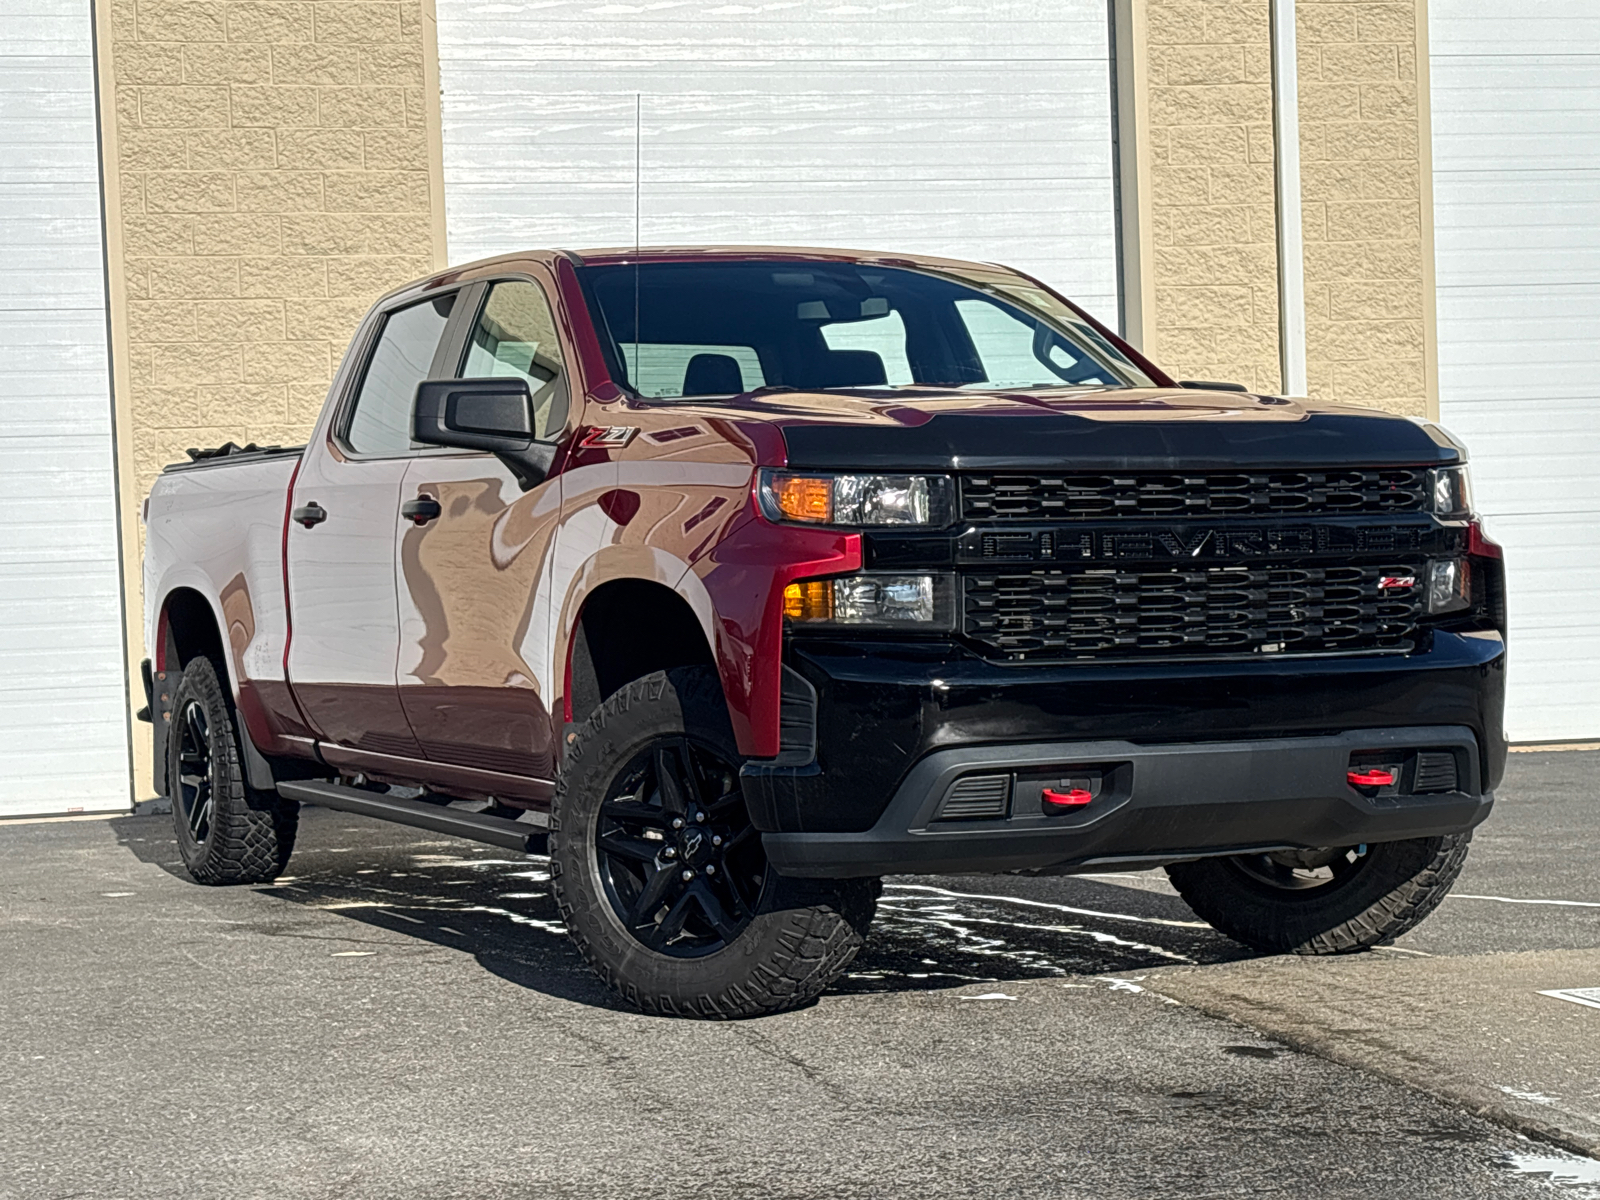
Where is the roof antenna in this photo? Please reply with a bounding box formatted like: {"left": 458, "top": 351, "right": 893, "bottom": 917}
{"left": 632, "top": 92, "right": 641, "bottom": 384}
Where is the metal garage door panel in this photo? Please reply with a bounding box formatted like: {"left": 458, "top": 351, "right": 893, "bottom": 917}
{"left": 436, "top": 0, "right": 1118, "bottom": 322}
{"left": 0, "top": 3, "right": 130, "bottom": 815}
{"left": 1431, "top": 3, "right": 1600, "bottom": 740}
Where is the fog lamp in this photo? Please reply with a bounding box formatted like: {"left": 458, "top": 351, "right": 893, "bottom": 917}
{"left": 782, "top": 575, "right": 951, "bottom": 627}
{"left": 1426, "top": 558, "right": 1472, "bottom": 614}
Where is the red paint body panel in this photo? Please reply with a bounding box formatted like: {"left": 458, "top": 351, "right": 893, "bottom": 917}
{"left": 145, "top": 244, "right": 1353, "bottom": 794}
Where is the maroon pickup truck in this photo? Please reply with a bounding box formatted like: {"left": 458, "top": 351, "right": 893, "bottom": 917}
{"left": 142, "top": 246, "right": 1506, "bottom": 1017}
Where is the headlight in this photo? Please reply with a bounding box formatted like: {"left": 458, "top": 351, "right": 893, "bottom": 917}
{"left": 783, "top": 574, "right": 954, "bottom": 627}
{"left": 1428, "top": 465, "right": 1473, "bottom": 517}
{"left": 759, "top": 470, "right": 953, "bottom": 527}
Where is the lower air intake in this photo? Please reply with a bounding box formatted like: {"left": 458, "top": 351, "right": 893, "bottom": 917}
{"left": 1413, "top": 752, "right": 1459, "bottom": 794}
{"left": 936, "top": 774, "right": 1010, "bottom": 821}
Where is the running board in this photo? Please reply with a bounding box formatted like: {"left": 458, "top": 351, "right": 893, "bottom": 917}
{"left": 276, "top": 780, "right": 548, "bottom": 854}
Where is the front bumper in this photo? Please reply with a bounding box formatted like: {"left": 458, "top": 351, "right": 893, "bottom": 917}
{"left": 762, "top": 724, "right": 1493, "bottom": 878}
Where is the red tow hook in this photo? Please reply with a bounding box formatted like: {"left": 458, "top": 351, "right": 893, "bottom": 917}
{"left": 1347, "top": 768, "right": 1396, "bottom": 788}
{"left": 1042, "top": 787, "right": 1094, "bottom": 809}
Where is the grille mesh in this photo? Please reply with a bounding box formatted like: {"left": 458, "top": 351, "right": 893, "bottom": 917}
{"left": 963, "top": 564, "right": 1423, "bottom": 661}
{"left": 962, "top": 470, "right": 1429, "bottom": 521}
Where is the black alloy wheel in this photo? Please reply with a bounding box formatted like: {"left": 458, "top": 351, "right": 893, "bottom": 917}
{"left": 166, "top": 655, "right": 298, "bottom": 885}
{"left": 1166, "top": 833, "right": 1472, "bottom": 955}
{"left": 1227, "top": 845, "right": 1370, "bottom": 893}
{"left": 596, "top": 736, "right": 764, "bottom": 957}
{"left": 550, "top": 667, "right": 878, "bottom": 1017}
{"left": 175, "top": 698, "right": 217, "bottom": 845}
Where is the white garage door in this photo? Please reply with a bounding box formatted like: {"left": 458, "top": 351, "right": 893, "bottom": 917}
{"left": 0, "top": 2, "right": 130, "bottom": 815}
{"left": 1430, "top": 2, "right": 1600, "bottom": 741}
{"left": 435, "top": 0, "right": 1120, "bottom": 324}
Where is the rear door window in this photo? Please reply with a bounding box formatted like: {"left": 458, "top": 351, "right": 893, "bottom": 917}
{"left": 346, "top": 293, "right": 457, "bottom": 456}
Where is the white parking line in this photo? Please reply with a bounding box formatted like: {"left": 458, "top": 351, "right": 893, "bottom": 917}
{"left": 1449, "top": 894, "right": 1600, "bottom": 909}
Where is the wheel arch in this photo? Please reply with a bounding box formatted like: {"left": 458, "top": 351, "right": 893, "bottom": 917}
{"left": 562, "top": 573, "right": 721, "bottom": 735}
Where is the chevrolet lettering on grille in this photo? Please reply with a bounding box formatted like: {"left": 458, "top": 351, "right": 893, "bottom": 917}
{"left": 965, "top": 523, "right": 1431, "bottom": 563}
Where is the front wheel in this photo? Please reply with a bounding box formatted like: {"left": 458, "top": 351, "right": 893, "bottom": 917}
{"left": 550, "top": 667, "right": 877, "bottom": 1018}
{"left": 1165, "top": 834, "right": 1471, "bottom": 955}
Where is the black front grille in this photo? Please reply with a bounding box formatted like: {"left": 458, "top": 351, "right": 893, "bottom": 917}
{"left": 962, "top": 470, "right": 1429, "bottom": 521}
{"left": 963, "top": 564, "right": 1423, "bottom": 661}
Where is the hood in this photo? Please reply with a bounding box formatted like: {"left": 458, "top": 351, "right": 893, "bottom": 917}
{"left": 708, "top": 386, "right": 1464, "bottom": 471}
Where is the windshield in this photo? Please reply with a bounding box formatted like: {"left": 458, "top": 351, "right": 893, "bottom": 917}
{"left": 575, "top": 260, "right": 1151, "bottom": 399}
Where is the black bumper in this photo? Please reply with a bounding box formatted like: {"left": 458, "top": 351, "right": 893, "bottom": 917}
{"left": 742, "top": 630, "right": 1506, "bottom": 877}
{"left": 762, "top": 725, "right": 1493, "bottom": 878}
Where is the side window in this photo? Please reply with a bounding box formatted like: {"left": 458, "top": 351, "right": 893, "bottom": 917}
{"left": 346, "top": 293, "right": 457, "bottom": 456}
{"left": 819, "top": 311, "right": 914, "bottom": 385}
{"left": 954, "top": 298, "right": 1119, "bottom": 388}
{"left": 462, "top": 280, "right": 568, "bottom": 439}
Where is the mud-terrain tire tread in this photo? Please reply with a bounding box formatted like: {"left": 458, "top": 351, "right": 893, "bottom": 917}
{"left": 550, "top": 668, "right": 878, "bottom": 1019}
{"left": 169, "top": 657, "right": 297, "bottom": 886}
{"left": 1165, "top": 833, "right": 1471, "bottom": 955}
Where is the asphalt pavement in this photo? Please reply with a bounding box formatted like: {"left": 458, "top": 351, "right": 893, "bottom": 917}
{"left": 1, "top": 752, "right": 1598, "bottom": 1199}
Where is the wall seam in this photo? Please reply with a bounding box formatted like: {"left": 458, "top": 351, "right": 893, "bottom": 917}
{"left": 1271, "top": 0, "right": 1308, "bottom": 396}
{"left": 1112, "top": 0, "right": 1156, "bottom": 358}
{"left": 1415, "top": 0, "right": 1441, "bottom": 423}
{"left": 88, "top": 0, "right": 150, "bottom": 802}
{"left": 421, "top": 0, "right": 450, "bottom": 269}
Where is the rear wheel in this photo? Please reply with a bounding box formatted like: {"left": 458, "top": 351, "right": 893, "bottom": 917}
{"left": 1165, "top": 834, "right": 1471, "bottom": 954}
{"left": 551, "top": 667, "right": 877, "bottom": 1017}
{"left": 168, "top": 656, "right": 298, "bottom": 885}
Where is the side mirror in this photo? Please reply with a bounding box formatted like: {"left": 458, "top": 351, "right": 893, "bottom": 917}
{"left": 413, "top": 377, "right": 555, "bottom": 490}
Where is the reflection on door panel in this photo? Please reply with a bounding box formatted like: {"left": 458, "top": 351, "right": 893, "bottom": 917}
{"left": 285, "top": 291, "right": 457, "bottom": 756}
{"left": 395, "top": 279, "right": 571, "bottom": 781}
{"left": 396, "top": 457, "right": 563, "bottom": 779}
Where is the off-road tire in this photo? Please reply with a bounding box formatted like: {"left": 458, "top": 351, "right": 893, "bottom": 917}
{"left": 167, "top": 656, "right": 298, "bottom": 885}
{"left": 1166, "top": 833, "right": 1472, "bottom": 955}
{"left": 550, "top": 667, "right": 878, "bottom": 1018}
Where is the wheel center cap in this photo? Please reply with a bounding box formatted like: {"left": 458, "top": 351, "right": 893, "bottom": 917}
{"left": 680, "top": 826, "right": 709, "bottom": 864}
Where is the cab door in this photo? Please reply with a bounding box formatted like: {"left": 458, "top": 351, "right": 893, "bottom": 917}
{"left": 395, "top": 276, "right": 571, "bottom": 780}
{"left": 285, "top": 289, "right": 459, "bottom": 756}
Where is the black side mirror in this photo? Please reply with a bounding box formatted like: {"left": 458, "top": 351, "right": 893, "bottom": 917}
{"left": 413, "top": 377, "right": 556, "bottom": 490}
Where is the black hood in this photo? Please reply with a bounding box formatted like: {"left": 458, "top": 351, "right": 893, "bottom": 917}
{"left": 758, "top": 387, "right": 1464, "bottom": 471}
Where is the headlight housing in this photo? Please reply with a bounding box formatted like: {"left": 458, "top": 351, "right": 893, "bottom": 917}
{"left": 783, "top": 574, "right": 955, "bottom": 628}
{"left": 758, "top": 470, "right": 954, "bottom": 528}
{"left": 1428, "top": 465, "right": 1473, "bottom": 518}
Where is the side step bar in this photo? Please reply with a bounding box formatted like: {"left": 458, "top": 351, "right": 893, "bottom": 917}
{"left": 276, "top": 780, "right": 548, "bottom": 854}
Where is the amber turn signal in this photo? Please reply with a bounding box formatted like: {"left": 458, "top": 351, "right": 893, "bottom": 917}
{"left": 783, "top": 579, "right": 833, "bottom": 622}
{"left": 769, "top": 474, "right": 833, "bottom": 523}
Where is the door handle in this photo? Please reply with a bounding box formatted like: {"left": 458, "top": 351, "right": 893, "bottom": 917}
{"left": 401, "top": 496, "right": 442, "bottom": 525}
{"left": 292, "top": 502, "right": 327, "bottom": 528}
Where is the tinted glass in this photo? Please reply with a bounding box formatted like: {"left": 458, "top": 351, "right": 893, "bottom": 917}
{"left": 346, "top": 293, "right": 456, "bottom": 455}
{"left": 576, "top": 261, "right": 1148, "bottom": 399}
{"left": 461, "top": 280, "right": 568, "bottom": 438}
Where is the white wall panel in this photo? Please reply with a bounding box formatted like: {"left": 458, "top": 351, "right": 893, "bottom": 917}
{"left": 436, "top": 0, "right": 1119, "bottom": 324}
{"left": 1430, "top": 2, "right": 1600, "bottom": 740}
{"left": 0, "top": 2, "right": 130, "bottom": 814}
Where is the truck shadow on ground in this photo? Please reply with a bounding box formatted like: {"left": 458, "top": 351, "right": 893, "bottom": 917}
{"left": 112, "top": 807, "right": 1252, "bottom": 1012}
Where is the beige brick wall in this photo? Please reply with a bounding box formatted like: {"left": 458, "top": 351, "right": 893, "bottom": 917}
{"left": 101, "top": 0, "right": 447, "bottom": 504}
{"left": 1145, "top": 0, "right": 1284, "bottom": 393}
{"left": 1296, "top": 0, "right": 1430, "bottom": 415}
